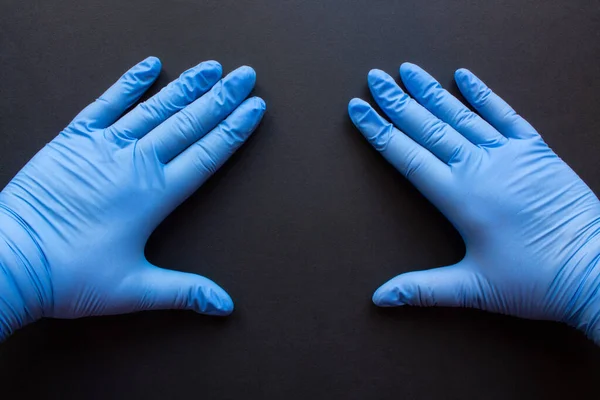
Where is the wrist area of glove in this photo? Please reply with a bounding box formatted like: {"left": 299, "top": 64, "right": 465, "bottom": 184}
{"left": 566, "top": 239, "right": 600, "bottom": 345}
{"left": 0, "top": 206, "right": 52, "bottom": 341}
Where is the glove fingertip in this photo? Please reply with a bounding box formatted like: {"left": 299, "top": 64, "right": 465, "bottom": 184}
{"left": 399, "top": 61, "right": 418, "bottom": 77}
{"left": 200, "top": 60, "right": 223, "bottom": 82}
{"left": 372, "top": 285, "right": 405, "bottom": 307}
{"left": 455, "top": 68, "right": 478, "bottom": 87}
{"left": 236, "top": 65, "right": 257, "bottom": 82}
{"left": 216, "top": 291, "right": 235, "bottom": 316}
{"left": 194, "top": 284, "right": 234, "bottom": 316}
{"left": 348, "top": 98, "right": 369, "bottom": 117}
{"left": 202, "top": 59, "right": 222, "bottom": 71}
{"left": 253, "top": 96, "right": 267, "bottom": 111}
{"left": 146, "top": 55, "right": 161, "bottom": 65}
{"left": 367, "top": 68, "right": 388, "bottom": 85}
{"left": 141, "top": 56, "right": 162, "bottom": 74}
{"left": 454, "top": 67, "right": 469, "bottom": 77}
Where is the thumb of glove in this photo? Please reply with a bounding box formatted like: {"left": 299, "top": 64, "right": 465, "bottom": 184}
{"left": 124, "top": 264, "right": 234, "bottom": 316}
{"left": 373, "top": 262, "right": 483, "bottom": 309}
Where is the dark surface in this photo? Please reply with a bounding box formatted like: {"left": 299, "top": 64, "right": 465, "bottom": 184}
{"left": 1, "top": 0, "right": 600, "bottom": 398}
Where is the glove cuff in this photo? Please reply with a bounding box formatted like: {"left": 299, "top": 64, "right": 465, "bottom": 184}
{"left": 0, "top": 206, "right": 52, "bottom": 341}
{"left": 568, "top": 240, "right": 600, "bottom": 344}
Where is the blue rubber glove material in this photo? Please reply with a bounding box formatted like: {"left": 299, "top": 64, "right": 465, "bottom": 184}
{"left": 0, "top": 57, "right": 266, "bottom": 340}
{"left": 349, "top": 63, "right": 600, "bottom": 343}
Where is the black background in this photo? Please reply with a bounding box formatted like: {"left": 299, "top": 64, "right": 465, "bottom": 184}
{"left": 1, "top": 0, "right": 600, "bottom": 398}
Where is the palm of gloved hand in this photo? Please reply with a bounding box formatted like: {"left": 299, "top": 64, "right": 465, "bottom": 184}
{"left": 0, "top": 57, "right": 265, "bottom": 332}
{"left": 349, "top": 63, "right": 600, "bottom": 342}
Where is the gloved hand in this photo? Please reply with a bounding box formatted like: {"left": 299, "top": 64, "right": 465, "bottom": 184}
{"left": 348, "top": 63, "right": 600, "bottom": 343}
{"left": 0, "top": 57, "right": 266, "bottom": 340}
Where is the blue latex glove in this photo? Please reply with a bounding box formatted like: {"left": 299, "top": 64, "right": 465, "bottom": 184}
{"left": 348, "top": 63, "right": 600, "bottom": 343}
{"left": 0, "top": 57, "right": 266, "bottom": 340}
